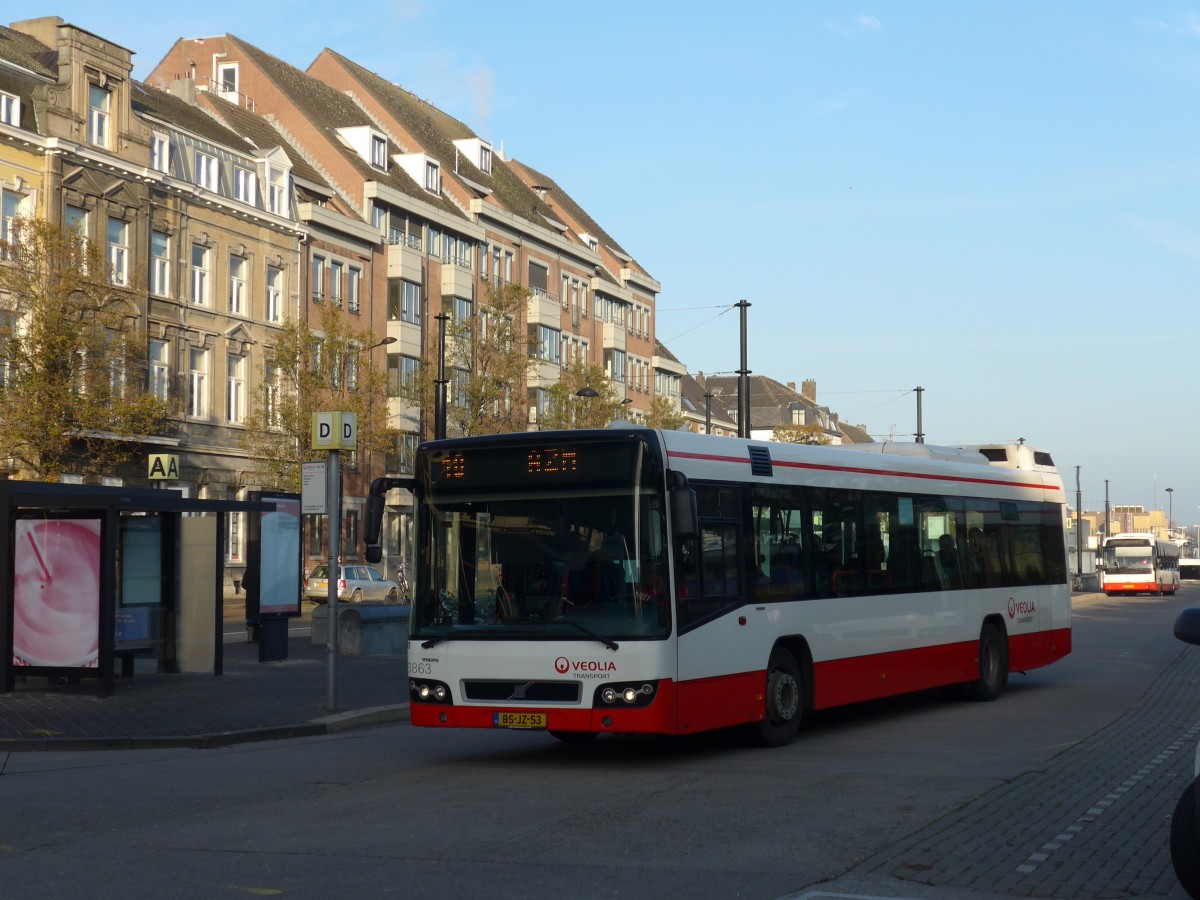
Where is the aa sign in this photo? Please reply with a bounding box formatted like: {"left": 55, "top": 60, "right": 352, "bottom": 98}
{"left": 148, "top": 453, "right": 179, "bottom": 480}
{"left": 311, "top": 412, "right": 357, "bottom": 450}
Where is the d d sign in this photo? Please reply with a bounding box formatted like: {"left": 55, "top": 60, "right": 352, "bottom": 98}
{"left": 148, "top": 453, "right": 179, "bottom": 480}
{"left": 311, "top": 412, "right": 357, "bottom": 451}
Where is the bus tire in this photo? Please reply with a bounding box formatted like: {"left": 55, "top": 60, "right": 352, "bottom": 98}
{"left": 1171, "top": 775, "right": 1200, "bottom": 898}
{"left": 549, "top": 730, "right": 597, "bottom": 743}
{"left": 971, "top": 623, "right": 1007, "bottom": 702}
{"left": 753, "top": 647, "right": 804, "bottom": 747}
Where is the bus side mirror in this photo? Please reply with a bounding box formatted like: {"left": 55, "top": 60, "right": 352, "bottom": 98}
{"left": 362, "top": 475, "right": 415, "bottom": 566}
{"left": 672, "top": 485, "right": 698, "bottom": 541}
{"left": 1175, "top": 608, "right": 1200, "bottom": 646}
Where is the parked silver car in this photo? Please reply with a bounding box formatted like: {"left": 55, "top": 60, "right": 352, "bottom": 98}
{"left": 304, "top": 564, "right": 400, "bottom": 603}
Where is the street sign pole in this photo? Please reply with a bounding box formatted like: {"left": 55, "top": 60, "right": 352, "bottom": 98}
{"left": 326, "top": 447, "right": 340, "bottom": 711}
{"left": 313, "top": 411, "right": 355, "bottom": 712}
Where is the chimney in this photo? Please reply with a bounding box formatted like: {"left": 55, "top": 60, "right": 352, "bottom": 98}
{"left": 786, "top": 381, "right": 796, "bottom": 392}
{"left": 801, "top": 379, "right": 817, "bottom": 402}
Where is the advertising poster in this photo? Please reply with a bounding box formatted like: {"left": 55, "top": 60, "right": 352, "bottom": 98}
{"left": 258, "top": 497, "right": 301, "bottom": 617}
{"left": 12, "top": 518, "right": 102, "bottom": 669}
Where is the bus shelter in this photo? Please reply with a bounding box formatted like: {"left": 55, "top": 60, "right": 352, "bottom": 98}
{"left": 0, "top": 482, "right": 274, "bottom": 698}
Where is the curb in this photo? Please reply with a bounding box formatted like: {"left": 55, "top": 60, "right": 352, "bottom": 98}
{"left": 0, "top": 704, "right": 411, "bottom": 752}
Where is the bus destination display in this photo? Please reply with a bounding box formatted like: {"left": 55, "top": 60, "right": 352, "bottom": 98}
{"left": 427, "top": 442, "right": 636, "bottom": 491}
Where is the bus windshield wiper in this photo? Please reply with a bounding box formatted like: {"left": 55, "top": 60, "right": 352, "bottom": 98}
{"left": 420, "top": 625, "right": 501, "bottom": 649}
{"left": 553, "top": 619, "right": 619, "bottom": 651}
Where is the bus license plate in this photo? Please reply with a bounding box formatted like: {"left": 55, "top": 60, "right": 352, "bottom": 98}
{"left": 494, "top": 712, "right": 546, "bottom": 729}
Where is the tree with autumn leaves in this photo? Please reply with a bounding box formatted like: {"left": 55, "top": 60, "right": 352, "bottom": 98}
{"left": 0, "top": 217, "right": 168, "bottom": 482}
{"left": 241, "top": 300, "right": 393, "bottom": 491}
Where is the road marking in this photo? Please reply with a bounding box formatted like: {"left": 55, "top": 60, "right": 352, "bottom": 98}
{"left": 1012, "top": 716, "right": 1200, "bottom": 875}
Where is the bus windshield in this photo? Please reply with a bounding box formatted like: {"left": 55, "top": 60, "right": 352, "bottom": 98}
{"left": 412, "top": 441, "right": 671, "bottom": 642}
{"left": 1103, "top": 543, "right": 1153, "bottom": 574}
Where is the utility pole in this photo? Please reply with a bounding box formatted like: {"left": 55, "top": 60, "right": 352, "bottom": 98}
{"left": 736, "top": 300, "right": 751, "bottom": 439}
{"left": 1075, "top": 466, "right": 1082, "bottom": 577}
{"left": 914, "top": 386, "right": 924, "bottom": 443}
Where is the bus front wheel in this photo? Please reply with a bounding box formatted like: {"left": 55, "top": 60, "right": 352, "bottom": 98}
{"left": 971, "top": 623, "right": 1007, "bottom": 702}
{"left": 753, "top": 647, "right": 804, "bottom": 747}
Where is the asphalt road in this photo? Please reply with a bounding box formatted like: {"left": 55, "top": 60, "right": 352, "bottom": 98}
{"left": 1, "top": 586, "right": 1197, "bottom": 899}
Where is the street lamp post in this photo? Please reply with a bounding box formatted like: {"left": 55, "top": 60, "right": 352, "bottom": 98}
{"left": 914, "top": 386, "right": 924, "bottom": 443}
{"left": 704, "top": 391, "right": 712, "bottom": 435}
{"left": 435, "top": 312, "right": 449, "bottom": 440}
{"left": 1166, "top": 487, "right": 1174, "bottom": 539}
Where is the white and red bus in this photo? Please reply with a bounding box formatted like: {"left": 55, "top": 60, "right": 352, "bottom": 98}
{"left": 366, "top": 428, "right": 1070, "bottom": 746}
{"left": 1100, "top": 533, "right": 1180, "bottom": 596}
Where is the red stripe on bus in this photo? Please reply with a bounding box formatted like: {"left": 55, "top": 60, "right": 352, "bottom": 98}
{"left": 666, "top": 450, "right": 1063, "bottom": 493}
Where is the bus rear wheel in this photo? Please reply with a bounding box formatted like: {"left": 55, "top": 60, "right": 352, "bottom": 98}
{"left": 970, "top": 623, "right": 1007, "bottom": 701}
{"left": 753, "top": 647, "right": 804, "bottom": 747}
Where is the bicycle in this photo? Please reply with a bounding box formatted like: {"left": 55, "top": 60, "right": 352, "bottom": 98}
{"left": 395, "top": 563, "right": 411, "bottom": 602}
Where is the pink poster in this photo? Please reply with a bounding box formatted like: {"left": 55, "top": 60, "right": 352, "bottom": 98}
{"left": 12, "top": 518, "right": 102, "bottom": 669}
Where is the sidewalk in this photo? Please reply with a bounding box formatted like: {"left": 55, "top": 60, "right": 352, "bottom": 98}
{"left": 0, "top": 625, "right": 410, "bottom": 751}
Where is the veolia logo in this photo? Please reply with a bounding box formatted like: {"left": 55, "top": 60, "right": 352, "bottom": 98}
{"left": 1008, "top": 596, "right": 1037, "bottom": 618}
{"left": 553, "top": 657, "right": 617, "bottom": 674}
{"left": 554, "top": 657, "right": 570, "bottom": 673}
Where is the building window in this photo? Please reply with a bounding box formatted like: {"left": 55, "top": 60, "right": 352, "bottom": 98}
{"left": 217, "top": 62, "right": 239, "bottom": 100}
{"left": 191, "top": 244, "right": 210, "bottom": 305}
{"left": 264, "top": 363, "right": 282, "bottom": 427}
{"left": 330, "top": 261, "right": 343, "bottom": 308}
{"left": 195, "top": 151, "right": 219, "bottom": 191}
{"left": 229, "top": 255, "right": 247, "bottom": 315}
{"left": 150, "top": 131, "right": 170, "bottom": 174}
{"left": 0, "top": 91, "right": 18, "bottom": 126}
{"left": 535, "top": 325, "right": 561, "bottom": 364}
{"left": 371, "top": 134, "right": 388, "bottom": 169}
{"left": 388, "top": 278, "right": 421, "bottom": 324}
{"left": 234, "top": 166, "right": 256, "bottom": 204}
{"left": 266, "top": 166, "right": 287, "bottom": 215}
{"left": 387, "top": 353, "right": 419, "bottom": 396}
{"left": 149, "top": 338, "right": 170, "bottom": 401}
{"left": 425, "top": 160, "right": 440, "bottom": 193}
{"left": 347, "top": 266, "right": 361, "bottom": 314}
{"left": 311, "top": 255, "right": 325, "bottom": 303}
{"left": 428, "top": 227, "right": 440, "bottom": 259}
{"left": 226, "top": 354, "right": 245, "bottom": 424}
{"left": 1, "top": 190, "right": 20, "bottom": 254}
{"left": 88, "top": 84, "right": 110, "bottom": 146}
{"left": 504, "top": 251, "right": 513, "bottom": 282}
{"left": 151, "top": 231, "right": 170, "bottom": 297}
{"left": 479, "top": 145, "right": 492, "bottom": 175}
{"left": 387, "top": 432, "right": 418, "bottom": 475}
{"left": 106, "top": 217, "right": 128, "bottom": 286}
{"left": 452, "top": 296, "right": 472, "bottom": 324}
{"left": 188, "top": 347, "right": 209, "bottom": 418}
{"left": 265, "top": 265, "right": 283, "bottom": 323}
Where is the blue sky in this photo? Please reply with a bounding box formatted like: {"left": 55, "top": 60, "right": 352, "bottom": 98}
{"left": 32, "top": 1, "right": 1200, "bottom": 524}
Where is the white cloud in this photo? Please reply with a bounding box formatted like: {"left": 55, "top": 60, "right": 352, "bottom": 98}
{"left": 1127, "top": 215, "right": 1200, "bottom": 261}
{"left": 856, "top": 15, "right": 884, "bottom": 31}
{"left": 1137, "top": 13, "right": 1200, "bottom": 39}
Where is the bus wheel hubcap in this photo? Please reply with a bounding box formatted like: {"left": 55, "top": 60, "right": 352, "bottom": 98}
{"left": 769, "top": 670, "right": 799, "bottom": 722}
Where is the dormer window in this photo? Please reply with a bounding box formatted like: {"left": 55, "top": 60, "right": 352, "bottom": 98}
{"left": 452, "top": 138, "right": 493, "bottom": 175}
{"left": 195, "top": 151, "right": 218, "bottom": 191}
{"left": 371, "top": 134, "right": 388, "bottom": 170}
{"left": 425, "top": 160, "right": 441, "bottom": 194}
{"left": 579, "top": 232, "right": 599, "bottom": 252}
{"left": 150, "top": 132, "right": 170, "bottom": 173}
{"left": 0, "top": 91, "right": 18, "bottom": 127}
{"left": 336, "top": 125, "right": 391, "bottom": 171}
{"left": 88, "top": 83, "right": 111, "bottom": 147}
